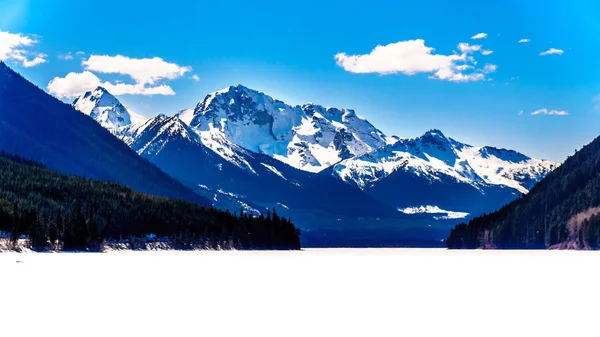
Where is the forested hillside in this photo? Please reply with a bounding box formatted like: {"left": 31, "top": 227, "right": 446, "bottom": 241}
{"left": 0, "top": 152, "right": 301, "bottom": 251}
{"left": 446, "top": 134, "right": 600, "bottom": 249}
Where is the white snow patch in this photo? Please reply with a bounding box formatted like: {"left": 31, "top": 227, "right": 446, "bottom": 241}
{"left": 260, "top": 163, "right": 287, "bottom": 181}
{"left": 398, "top": 205, "right": 469, "bottom": 220}
{"left": 217, "top": 189, "right": 242, "bottom": 199}
{"left": 175, "top": 108, "right": 194, "bottom": 125}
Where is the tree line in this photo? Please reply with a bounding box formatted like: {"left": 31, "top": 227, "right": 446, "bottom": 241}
{"left": 0, "top": 152, "right": 301, "bottom": 251}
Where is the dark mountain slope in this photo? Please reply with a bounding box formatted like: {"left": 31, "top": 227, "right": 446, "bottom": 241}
{"left": 0, "top": 62, "right": 209, "bottom": 206}
{"left": 365, "top": 167, "right": 519, "bottom": 216}
{"left": 446, "top": 134, "right": 600, "bottom": 249}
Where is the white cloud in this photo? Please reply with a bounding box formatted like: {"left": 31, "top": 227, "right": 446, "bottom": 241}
{"left": 539, "top": 48, "right": 564, "bottom": 56}
{"left": 0, "top": 30, "right": 47, "bottom": 67}
{"left": 48, "top": 54, "right": 191, "bottom": 98}
{"left": 518, "top": 39, "right": 531, "bottom": 43}
{"left": 530, "top": 108, "right": 568, "bottom": 116}
{"left": 76, "top": 51, "right": 85, "bottom": 56}
{"left": 458, "top": 42, "right": 481, "bottom": 54}
{"left": 435, "top": 71, "right": 484, "bottom": 82}
{"left": 59, "top": 52, "right": 73, "bottom": 60}
{"left": 47, "top": 72, "right": 98, "bottom": 98}
{"left": 481, "top": 49, "right": 493, "bottom": 55}
{"left": 190, "top": 74, "right": 200, "bottom": 81}
{"left": 483, "top": 64, "right": 497, "bottom": 73}
{"left": 593, "top": 95, "right": 600, "bottom": 111}
{"left": 22, "top": 55, "right": 47, "bottom": 67}
{"left": 10, "top": 52, "right": 47, "bottom": 67}
{"left": 82, "top": 54, "right": 191, "bottom": 85}
{"left": 334, "top": 39, "right": 493, "bottom": 82}
{"left": 518, "top": 110, "right": 524, "bottom": 115}
{"left": 471, "top": 33, "right": 488, "bottom": 40}
{"left": 47, "top": 71, "right": 175, "bottom": 99}
{"left": 455, "top": 64, "right": 473, "bottom": 71}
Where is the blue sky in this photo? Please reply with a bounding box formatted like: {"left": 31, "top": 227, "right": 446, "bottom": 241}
{"left": 1, "top": 0, "right": 599, "bottom": 162}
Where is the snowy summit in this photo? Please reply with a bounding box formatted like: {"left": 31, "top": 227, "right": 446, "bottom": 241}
{"left": 185, "top": 85, "right": 390, "bottom": 172}
{"left": 72, "top": 87, "right": 147, "bottom": 129}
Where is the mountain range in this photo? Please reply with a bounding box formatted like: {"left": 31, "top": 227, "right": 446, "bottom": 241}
{"left": 71, "top": 82, "right": 557, "bottom": 245}
{"left": 330, "top": 128, "right": 556, "bottom": 215}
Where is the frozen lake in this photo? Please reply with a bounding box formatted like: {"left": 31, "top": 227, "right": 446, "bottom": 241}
{"left": 2, "top": 249, "right": 599, "bottom": 336}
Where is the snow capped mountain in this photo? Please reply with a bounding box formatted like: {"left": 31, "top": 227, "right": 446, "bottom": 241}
{"left": 111, "top": 110, "right": 398, "bottom": 221}
{"left": 185, "top": 85, "right": 389, "bottom": 172}
{"left": 117, "top": 114, "right": 200, "bottom": 156}
{"left": 330, "top": 129, "right": 557, "bottom": 214}
{"left": 73, "top": 87, "right": 147, "bottom": 128}
{"left": 331, "top": 129, "right": 556, "bottom": 193}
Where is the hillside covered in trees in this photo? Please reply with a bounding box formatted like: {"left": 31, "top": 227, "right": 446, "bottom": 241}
{"left": 446, "top": 134, "right": 600, "bottom": 249}
{"left": 0, "top": 152, "right": 301, "bottom": 251}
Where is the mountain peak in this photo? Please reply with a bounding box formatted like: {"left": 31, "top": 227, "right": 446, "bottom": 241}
{"left": 197, "top": 85, "right": 267, "bottom": 113}
{"left": 193, "top": 83, "right": 281, "bottom": 123}
{"left": 214, "top": 84, "right": 256, "bottom": 95}
{"left": 187, "top": 84, "right": 388, "bottom": 172}
{"left": 81, "top": 86, "right": 112, "bottom": 99}
{"left": 73, "top": 87, "right": 133, "bottom": 129}
{"left": 302, "top": 103, "right": 326, "bottom": 117}
{"left": 75, "top": 87, "right": 118, "bottom": 107}
{"left": 121, "top": 113, "right": 201, "bottom": 155}
{"left": 417, "top": 129, "right": 453, "bottom": 148}
{"left": 233, "top": 83, "right": 250, "bottom": 90}
{"left": 422, "top": 128, "right": 446, "bottom": 138}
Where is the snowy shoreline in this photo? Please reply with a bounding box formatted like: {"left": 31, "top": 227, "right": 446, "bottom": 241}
{"left": 0, "top": 237, "right": 240, "bottom": 253}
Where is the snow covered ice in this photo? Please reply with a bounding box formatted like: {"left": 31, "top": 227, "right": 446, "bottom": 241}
{"left": 3, "top": 249, "right": 599, "bottom": 337}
